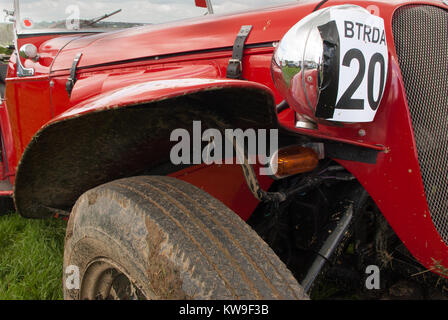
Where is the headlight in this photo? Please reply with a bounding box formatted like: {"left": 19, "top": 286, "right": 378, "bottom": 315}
{"left": 272, "top": 5, "right": 388, "bottom": 124}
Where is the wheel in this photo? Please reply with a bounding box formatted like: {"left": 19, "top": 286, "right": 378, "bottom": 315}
{"left": 63, "top": 176, "right": 307, "bottom": 300}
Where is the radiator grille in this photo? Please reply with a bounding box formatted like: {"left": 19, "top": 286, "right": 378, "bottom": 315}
{"left": 392, "top": 5, "right": 448, "bottom": 244}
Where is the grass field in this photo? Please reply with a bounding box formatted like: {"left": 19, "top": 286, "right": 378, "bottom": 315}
{"left": 0, "top": 47, "right": 12, "bottom": 55}
{"left": 0, "top": 213, "right": 66, "bottom": 300}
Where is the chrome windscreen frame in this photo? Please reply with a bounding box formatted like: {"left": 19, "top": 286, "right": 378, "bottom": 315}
{"left": 8, "top": 0, "right": 34, "bottom": 77}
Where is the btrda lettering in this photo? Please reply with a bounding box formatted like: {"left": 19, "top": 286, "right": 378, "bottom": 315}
{"left": 344, "top": 20, "right": 386, "bottom": 45}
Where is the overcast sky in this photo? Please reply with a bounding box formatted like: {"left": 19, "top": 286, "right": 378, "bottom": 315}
{"left": 0, "top": 0, "right": 298, "bottom": 26}
{"left": 0, "top": 0, "right": 13, "bottom": 23}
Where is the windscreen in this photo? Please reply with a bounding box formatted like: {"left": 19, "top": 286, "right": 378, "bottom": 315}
{"left": 8, "top": 0, "right": 298, "bottom": 34}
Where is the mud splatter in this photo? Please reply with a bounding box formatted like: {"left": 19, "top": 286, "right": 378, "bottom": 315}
{"left": 144, "top": 216, "right": 189, "bottom": 300}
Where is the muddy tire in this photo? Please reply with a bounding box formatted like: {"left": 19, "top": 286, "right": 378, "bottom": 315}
{"left": 63, "top": 176, "right": 307, "bottom": 300}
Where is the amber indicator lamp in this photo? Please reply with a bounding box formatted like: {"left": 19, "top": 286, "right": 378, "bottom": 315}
{"left": 270, "top": 145, "right": 319, "bottom": 179}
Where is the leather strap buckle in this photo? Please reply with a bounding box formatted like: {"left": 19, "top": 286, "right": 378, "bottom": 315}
{"left": 226, "top": 25, "right": 252, "bottom": 79}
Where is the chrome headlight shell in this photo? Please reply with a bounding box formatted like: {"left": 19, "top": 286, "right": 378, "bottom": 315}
{"left": 272, "top": 5, "right": 388, "bottom": 123}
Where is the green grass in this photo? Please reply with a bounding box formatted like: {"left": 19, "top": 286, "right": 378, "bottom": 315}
{"left": 0, "top": 213, "right": 66, "bottom": 300}
{"left": 281, "top": 65, "right": 301, "bottom": 87}
{"left": 0, "top": 47, "right": 12, "bottom": 55}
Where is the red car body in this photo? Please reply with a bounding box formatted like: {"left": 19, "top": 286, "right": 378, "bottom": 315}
{"left": 1, "top": 0, "right": 448, "bottom": 281}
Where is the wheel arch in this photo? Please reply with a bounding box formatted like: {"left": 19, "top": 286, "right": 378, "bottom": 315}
{"left": 14, "top": 79, "right": 277, "bottom": 218}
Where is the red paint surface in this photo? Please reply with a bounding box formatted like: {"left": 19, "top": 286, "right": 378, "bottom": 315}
{"left": 171, "top": 163, "right": 273, "bottom": 221}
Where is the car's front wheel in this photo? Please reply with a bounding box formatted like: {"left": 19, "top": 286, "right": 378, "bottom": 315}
{"left": 63, "top": 176, "right": 307, "bottom": 300}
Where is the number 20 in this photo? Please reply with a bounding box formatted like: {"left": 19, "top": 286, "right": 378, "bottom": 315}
{"left": 336, "top": 49, "right": 386, "bottom": 111}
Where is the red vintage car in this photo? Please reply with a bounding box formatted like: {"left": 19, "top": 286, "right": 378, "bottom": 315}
{"left": 0, "top": 0, "right": 447, "bottom": 299}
